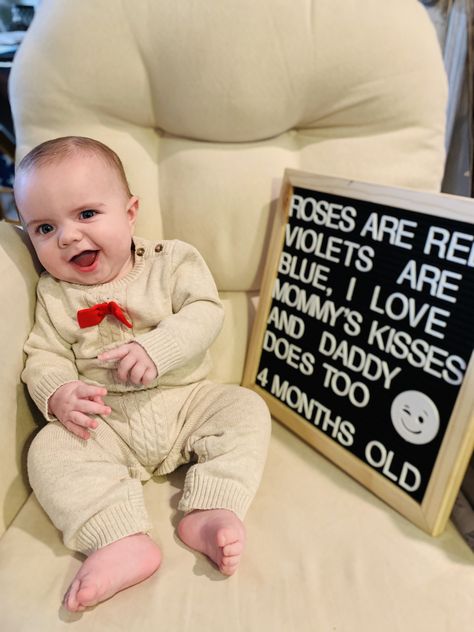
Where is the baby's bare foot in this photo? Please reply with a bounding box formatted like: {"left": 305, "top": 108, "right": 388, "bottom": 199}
{"left": 63, "top": 533, "right": 161, "bottom": 612}
{"left": 177, "top": 509, "right": 246, "bottom": 575}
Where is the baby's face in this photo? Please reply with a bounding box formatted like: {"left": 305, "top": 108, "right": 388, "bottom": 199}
{"left": 15, "top": 153, "right": 138, "bottom": 285}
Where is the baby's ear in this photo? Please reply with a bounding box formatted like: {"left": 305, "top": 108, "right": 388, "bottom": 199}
{"left": 127, "top": 196, "right": 139, "bottom": 228}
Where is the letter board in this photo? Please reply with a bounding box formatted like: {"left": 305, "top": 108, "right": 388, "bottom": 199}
{"left": 243, "top": 170, "right": 474, "bottom": 535}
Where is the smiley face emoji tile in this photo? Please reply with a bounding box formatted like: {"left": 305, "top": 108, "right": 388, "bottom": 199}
{"left": 390, "top": 391, "right": 440, "bottom": 445}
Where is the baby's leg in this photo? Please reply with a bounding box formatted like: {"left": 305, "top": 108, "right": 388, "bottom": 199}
{"left": 172, "top": 384, "right": 271, "bottom": 573}
{"left": 178, "top": 509, "right": 245, "bottom": 575}
{"left": 28, "top": 420, "right": 157, "bottom": 611}
{"left": 63, "top": 533, "right": 161, "bottom": 612}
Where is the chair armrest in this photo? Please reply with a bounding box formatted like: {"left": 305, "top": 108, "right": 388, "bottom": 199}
{"left": 0, "top": 221, "right": 40, "bottom": 535}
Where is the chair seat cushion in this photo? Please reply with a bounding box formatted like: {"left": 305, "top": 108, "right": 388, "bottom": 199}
{"left": 0, "top": 421, "right": 471, "bottom": 631}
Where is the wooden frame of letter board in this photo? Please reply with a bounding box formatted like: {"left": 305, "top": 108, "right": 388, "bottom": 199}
{"left": 243, "top": 169, "right": 474, "bottom": 536}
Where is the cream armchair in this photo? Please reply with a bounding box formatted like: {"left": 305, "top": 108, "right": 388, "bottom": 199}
{"left": 1, "top": 1, "right": 472, "bottom": 630}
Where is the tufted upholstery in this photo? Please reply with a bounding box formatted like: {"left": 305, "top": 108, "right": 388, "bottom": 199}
{"left": 1, "top": 1, "right": 472, "bottom": 631}
{"left": 8, "top": 0, "right": 448, "bottom": 384}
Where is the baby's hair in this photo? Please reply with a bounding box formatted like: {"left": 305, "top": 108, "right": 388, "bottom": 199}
{"left": 15, "top": 136, "right": 132, "bottom": 197}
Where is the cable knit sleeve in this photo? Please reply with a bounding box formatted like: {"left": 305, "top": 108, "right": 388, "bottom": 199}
{"left": 135, "top": 241, "right": 224, "bottom": 378}
{"left": 22, "top": 282, "right": 78, "bottom": 420}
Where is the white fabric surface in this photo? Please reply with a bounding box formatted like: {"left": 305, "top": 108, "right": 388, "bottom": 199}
{"left": 0, "top": 422, "right": 472, "bottom": 631}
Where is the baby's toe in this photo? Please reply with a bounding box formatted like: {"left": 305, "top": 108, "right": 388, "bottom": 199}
{"left": 216, "top": 527, "right": 239, "bottom": 548}
{"left": 63, "top": 579, "right": 82, "bottom": 612}
{"left": 222, "top": 541, "right": 244, "bottom": 557}
{"left": 76, "top": 581, "right": 101, "bottom": 609}
{"left": 220, "top": 555, "right": 240, "bottom": 575}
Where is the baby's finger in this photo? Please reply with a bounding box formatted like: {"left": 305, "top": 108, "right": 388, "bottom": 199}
{"left": 65, "top": 425, "right": 90, "bottom": 441}
{"left": 129, "top": 363, "right": 146, "bottom": 386}
{"left": 69, "top": 410, "right": 99, "bottom": 429}
{"left": 117, "top": 355, "right": 137, "bottom": 383}
{"left": 142, "top": 367, "right": 157, "bottom": 386}
{"left": 98, "top": 346, "right": 129, "bottom": 362}
{"left": 63, "top": 419, "right": 94, "bottom": 441}
{"left": 76, "top": 383, "right": 108, "bottom": 400}
{"left": 77, "top": 399, "right": 111, "bottom": 417}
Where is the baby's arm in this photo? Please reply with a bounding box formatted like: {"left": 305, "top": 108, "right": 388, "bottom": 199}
{"left": 97, "top": 242, "right": 222, "bottom": 386}
{"left": 23, "top": 285, "right": 110, "bottom": 437}
{"left": 132, "top": 241, "right": 224, "bottom": 379}
{"left": 48, "top": 381, "right": 111, "bottom": 440}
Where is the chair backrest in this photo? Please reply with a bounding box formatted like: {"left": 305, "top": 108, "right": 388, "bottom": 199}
{"left": 9, "top": 0, "right": 447, "bottom": 382}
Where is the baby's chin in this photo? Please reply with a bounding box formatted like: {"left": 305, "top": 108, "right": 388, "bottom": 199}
{"left": 43, "top": 253, "right": 134, "bottom": 285}
{"left": 43, "top": 267, "right": 108, "bottom": 285}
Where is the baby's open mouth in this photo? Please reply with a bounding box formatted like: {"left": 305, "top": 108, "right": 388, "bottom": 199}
{"left": 70, "top": 250, "right": 99, "bottom": 268}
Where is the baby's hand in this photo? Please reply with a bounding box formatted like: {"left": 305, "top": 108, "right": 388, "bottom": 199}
{"left": 98, "top": 342, "right": 158, "bottom": 386}
{"left": 48, "top": 381, "right": 111, "bottom": 440}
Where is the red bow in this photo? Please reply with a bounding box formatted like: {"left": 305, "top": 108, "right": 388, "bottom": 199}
{"left": 77, "top": 301, "right": 133, "bottom": 329}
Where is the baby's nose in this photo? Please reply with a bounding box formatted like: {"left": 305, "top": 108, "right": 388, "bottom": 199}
{"left": 58, "top": 224, "right": 82, "bottom": 247}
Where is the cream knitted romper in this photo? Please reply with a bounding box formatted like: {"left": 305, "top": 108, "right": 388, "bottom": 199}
{"left": 23, "top": 238, "right": 271, "bottom": 554}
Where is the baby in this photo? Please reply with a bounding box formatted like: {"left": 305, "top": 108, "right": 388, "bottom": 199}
{"left": 14, "top": 136, "right": 271, "bottom": 612}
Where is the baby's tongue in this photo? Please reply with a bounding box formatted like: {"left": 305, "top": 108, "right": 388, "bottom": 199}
{"left": 72, "top": 250, "right": 97, "bottom": 267}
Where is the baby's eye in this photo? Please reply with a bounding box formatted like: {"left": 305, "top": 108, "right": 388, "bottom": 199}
{"left": 37, "top": 223, "right": 54, "bottom": 235}
{"left": 80, "top": 209, "right": 96, "bottom": 220}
